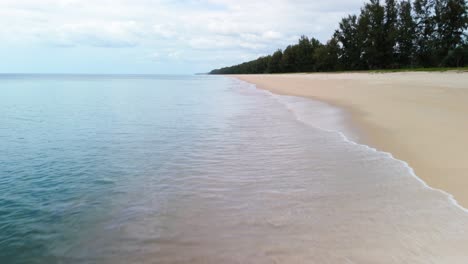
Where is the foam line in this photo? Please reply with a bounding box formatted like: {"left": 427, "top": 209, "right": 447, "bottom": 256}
{"left": 232, "top": 77, "right": 468, "bottom": 214}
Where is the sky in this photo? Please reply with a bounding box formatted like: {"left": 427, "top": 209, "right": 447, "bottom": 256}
{"left": 0, "top": 0, "right": 364, "bottom": 74}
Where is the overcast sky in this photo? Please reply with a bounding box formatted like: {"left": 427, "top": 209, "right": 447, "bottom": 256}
{"left": 0, "top": 0, "right": 364, "bottom": 74}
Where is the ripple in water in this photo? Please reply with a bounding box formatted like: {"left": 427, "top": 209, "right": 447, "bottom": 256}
{"left": 1, "top": 75, "right": 468, "bottom": 263}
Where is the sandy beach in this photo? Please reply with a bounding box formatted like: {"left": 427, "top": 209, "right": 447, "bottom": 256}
{"left": 234, "top": 72, "right": 468, "bottom": 208}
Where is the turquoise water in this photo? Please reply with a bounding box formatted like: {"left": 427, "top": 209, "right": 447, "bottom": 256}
{"left": 1, "top": 75, "right": 242, "bottom": 262}
{"left": 1, "top": 75, "right": 468, "bottom": 263}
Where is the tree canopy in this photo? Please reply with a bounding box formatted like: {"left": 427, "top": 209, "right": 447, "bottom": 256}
{"left": 210, "top": 0, "right": 468, "bottom": 74}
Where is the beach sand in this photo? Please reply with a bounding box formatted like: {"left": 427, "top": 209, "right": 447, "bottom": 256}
{"left": 234, "top": 72, "right": 468, "bottom": 208}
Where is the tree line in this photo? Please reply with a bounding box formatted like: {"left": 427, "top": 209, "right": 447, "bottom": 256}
{"left": 210, "top": 0, "right": 468, "bottom": 74}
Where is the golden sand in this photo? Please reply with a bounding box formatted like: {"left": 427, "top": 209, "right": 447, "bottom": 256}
{"left": 234, "top": 72, "right": 468, "bottom": 208}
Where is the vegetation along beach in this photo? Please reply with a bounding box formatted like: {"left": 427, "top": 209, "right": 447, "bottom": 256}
{"left": 212, "top": 0, "right": 468, "bottom": 208}
{"left": 1, "top": 0, "right": 468, "bottom": 263}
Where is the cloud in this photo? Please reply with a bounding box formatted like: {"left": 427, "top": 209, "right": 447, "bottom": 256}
{"left": 0, "top": 0, "right": 364, "bottom": 73}
{"left": 153, "top": 24, "right": 178, "bottom": 39}
{"left": 50, "top": 21, "right": 142, "bottom": 47}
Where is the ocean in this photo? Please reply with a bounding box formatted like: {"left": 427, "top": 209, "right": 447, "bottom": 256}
{"left": 1, "top": 74, "right": 468, "bottom": 263}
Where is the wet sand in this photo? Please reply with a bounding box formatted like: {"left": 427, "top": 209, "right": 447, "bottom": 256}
{"left": 234, "top": 72, "right": 468, "bottom": 208}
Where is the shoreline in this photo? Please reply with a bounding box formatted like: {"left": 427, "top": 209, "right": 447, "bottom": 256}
{"left": 232, "top": 72, "right": 468, "bottom": 208}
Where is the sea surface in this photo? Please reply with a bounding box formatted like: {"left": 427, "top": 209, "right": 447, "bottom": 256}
{"left": 1, "top": 74, "right": 468, "bottom": 263}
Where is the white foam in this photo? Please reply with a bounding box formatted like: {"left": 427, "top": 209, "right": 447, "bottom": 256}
{"left": 233, "top": 77, "right": 468, "bottom": 215}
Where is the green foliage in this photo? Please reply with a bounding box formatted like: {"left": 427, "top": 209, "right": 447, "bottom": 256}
{"left": 210, "top": 0, "right": 468, "bottom": 74}
{"left": 434, "top": 0, "right": 468, "bottom": 65}
{"left": 267, "top": 50, "right": 283, "bottom": 73}
{"left": 281, "top": 45, "right": 298, "bottom": 72}
{"left": 397, "top": 0, "right": 416, "bottom": 66}
{"left": 413, "top": 0, "right": 437, "bottom": 66}
{"left": 359, "top": 0, "right": 387, "bottom": 69}
{"left": 335, "top": 15, "right": 363, "bottom": 70}
{"left": 314, "top": 38, "right": 340, "bottom": 71}
{"left": 294, "top": 36, "right": 322, "bottom": 72}
{"left": 384, "top": 0, "right": 399, "bottom": 67}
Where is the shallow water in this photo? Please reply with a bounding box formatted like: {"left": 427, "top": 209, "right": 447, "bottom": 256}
{"left": 1, "top": 74, "right": 468, "bottom": 263}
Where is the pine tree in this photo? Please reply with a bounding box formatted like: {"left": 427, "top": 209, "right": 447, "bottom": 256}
{"left": 361, "top": 0, "right": 386, "bottom": 69}
{"left": 414, "top": 0, "right": 436, "bottom": 66}
{"left": 434, "top": 0, "right": 468, "bottom": 65}
{"left": 397, "top": 0, "right": 416, "bottom": 67}
{"left": 295, "top": 36, "right": 314, "bottom": 72}
{"left": 335, "top": 15, "right": 363, "bottom": 70}
{"left": 314, "top": 37, "right": 340, "bottom": 71}
{"left": 210, "top": 0, "right": 468, "bottom": 74}
{"left": 267, "top": 50, "right": 283, "bottom": 73}
{"left": 281, "top": 45, "right": 298, "bottom": 72}
{"left": 384, "top": 0, "right": 399, "bottom": 67}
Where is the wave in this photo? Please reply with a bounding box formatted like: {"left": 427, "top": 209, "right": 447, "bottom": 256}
{"left": 233, "top": 78, "right": 468, "bottom": 214}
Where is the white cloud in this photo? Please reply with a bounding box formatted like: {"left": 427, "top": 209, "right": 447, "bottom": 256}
{"left": 153, "top": 24, "right": 178, "bottom": 38}
{"left": 262, "top": 31, "right": 283, "bottom": 40}
{"left": 51, "top": 21, "right": 142, "bottom": 47}
{"left": 150, "top": 52, "right": 161, "bottom": 60}
{"left": 0, "top": 0, "right": 364, "bottom": 73}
